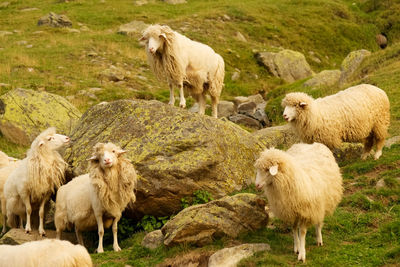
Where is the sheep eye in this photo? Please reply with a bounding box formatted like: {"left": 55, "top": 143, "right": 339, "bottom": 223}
{"left": 112, "top": 150, "right": 116, "bottom": 153}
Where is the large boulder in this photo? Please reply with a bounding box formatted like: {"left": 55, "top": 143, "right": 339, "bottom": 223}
{"left": 339, "top": 49, "right": 371, "bottom": 86}
{"left": 303, "top": 69, "right": 341, "bottom": 88}
{"left": 64, "top": 100, "right": 264, "bottom": 217}
{"left": 37, "top": 12, "right": 72, "bottom": 28}
{"left": 256, "top": 49, "right": 313, "bottom": 83}
{"left": 0, "top": 88, "right": 81, "bottom": 146}
{"left": 161, "top": 193, "right": 268, "bottom": 247}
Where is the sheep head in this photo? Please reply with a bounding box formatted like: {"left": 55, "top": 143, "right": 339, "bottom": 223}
{"left": 33, "top": 127, "right": 70, "bottom": 151}
{"left": 140, "top": 24, "right": 173, "bottom": 54}
{"left": 254, "top": 148, "right": 290, "bottom": 190}
{"left": 89, "top": 142, "right": 126, "bottom": 169}
{"left": 281, "top": 92, "right": 313, "bottom": 122}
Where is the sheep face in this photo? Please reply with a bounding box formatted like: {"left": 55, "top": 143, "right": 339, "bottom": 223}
{"left": 255, "top": 165, "right": 278, "bottom": 189}
{"left": 90, "top": 143, "right": 126, "bottom": 169}
{"left": 39, "top": 133, "right": 70, "bottom": 150}
{"left": 281, "top": 93, "right": 312, "bottom": 122}
{"left": 140, "top": 26, "right": 167, "bottom": 54}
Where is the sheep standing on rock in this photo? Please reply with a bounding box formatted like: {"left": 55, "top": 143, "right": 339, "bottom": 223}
{"left": 0, "top": 239, "right": 92, "bottom": 267}
{"left": 55, "top": 142, "right": 137, "bottom": 253}
{"left": 4, "top": 127, "right": 70, "bottom": 236}
{"left": 282, "top": 84, "right": 390, "bottom": 160}
{"left": 255, "top": 143, "right": 343, "bottom": 262}
{"left": 140, "top": 24, "right": 225, "bottom": 118}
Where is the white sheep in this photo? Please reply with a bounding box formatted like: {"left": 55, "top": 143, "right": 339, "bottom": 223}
{"left": 0, "top": 160, "right": 22, "bottom": 234}
{"left": 254, "top": 143, "right": 343, "bottom": 262}
{"left": 4, "top": 127, "right": 70, "bottom": 236}
{"left": 0, "top": 239, "right": 92, "bottom": 267}
{"left": 140, "top": 24, "right": 225, "bottom": 118}
{"left": 282, "top": 84, "right": 390, "bottom": 160}
{"left": 55, "top": 142, "right": 137, "bottom": 253}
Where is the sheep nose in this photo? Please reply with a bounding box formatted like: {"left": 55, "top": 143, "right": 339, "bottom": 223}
{"left": 149, "top": 47, "right": 155, "bottom": 53}
{"left": 283, "top": 114, "right": 289, "bottom": 121}
{"left": 65, "top": 137, "right": 70, "bottom": 142}
{"left": 104, "top": 158, "right": 111, "bottom": 164}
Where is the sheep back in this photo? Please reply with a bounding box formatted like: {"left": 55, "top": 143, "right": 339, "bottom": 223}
{"left": 282, "top": 84, "right": 390, "bottom": 148}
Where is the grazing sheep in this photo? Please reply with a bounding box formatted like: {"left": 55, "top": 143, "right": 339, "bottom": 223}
{"left": 140, "top": 24, "right": 225, "bottom": 118}
{"left": 255, "top": 143, "right": 343, "bottom": 262}
{"left": 55, "top": 142, "right": 137, "bottom": 253}
{"left": 282, "top": 84, "right": 390, "bottom": 160}
{"left": 0, "top": 239, "right": 92, "bottom": 267}
{"left": 0, "top": 160, "right": 22, "bottom": 234}
{"left": 4, "top": 127, "right": 70, "bottom": 236}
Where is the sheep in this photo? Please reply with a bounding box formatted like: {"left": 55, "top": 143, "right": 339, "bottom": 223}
{"left": 140, "top": 24, "right": 225, "bottom": 118}
{"left": 254, "top": 143, "right": 343, "bottom": 262}
{"left": 281, "top": 84, "right": 390, "bottom": 160}
{"left": 4, "top": 127, "right": 70, "bottom": 236}
{"left": 55, "top": 142, "right": 137, "bottom": 253}
{"left": 0, "top": 160, "right": 21, "bottom": 234}
{"left": 0, "top": 150, "right": 18, "bottom": 169}
{"left": 0, "top": 239, "right": 92, "bottom": 267}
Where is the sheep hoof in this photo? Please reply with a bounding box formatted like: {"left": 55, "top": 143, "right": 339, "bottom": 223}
{"left": 113, "top": 245, "right": 121, "bottom": 252}
{"left": 39, "top": 231, "right": 46, "bottom": 237}
{"left": 317, "top": 242, "right": 323, "bottom": 247}
{"left": 297, "top": 254, "right": 306, "bottom": 262}
{"left": 168, "top": 100, "right": 175, "bottom": 106}
{"left": 361, "top": 153, "right": 369, "bottom": 160}
{"left": 179, "top": 103, "right": 186, "bottom": 108}
{"left": 96, "top": 248, "right": 104, "bottom": 253}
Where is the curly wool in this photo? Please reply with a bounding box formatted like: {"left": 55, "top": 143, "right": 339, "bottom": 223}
{"left": 282, "top": 84, "right": 390, "bottom": 149}
{"left": 142, "top": 24, "right": 224, "bottom": 98}
{"left": 255, "top": 143, "right": 343, "bottom": 227}
{"left": 26, "top": 127, "right": 68, "bottom": 202}
{"left": 89, "top": 157, "right": 137, "bottom": 217}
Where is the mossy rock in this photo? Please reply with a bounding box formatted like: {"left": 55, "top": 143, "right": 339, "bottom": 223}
{"left": 161, "top": 193, "right": 268, "bottom": 247}
{"left": 64, "top": 100, "right": 265, "bottom": 217}
{"left": 303, "top": 69, "right": 341, "bottom": 88}
{"left": 339, "top": 49, "right": 371, "bottom": 86}
{"left": 0, "top": 88, "right": 81, "bottom": 146}
{"left": 256, "top": 49, "right": 313, "bottom": 83}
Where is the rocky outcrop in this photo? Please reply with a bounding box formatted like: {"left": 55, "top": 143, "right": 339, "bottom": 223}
{"left": 141, "top": 230, "right": 164, "bottom": 250}
{"left": 0, "top": 229, "right": 76, "bottom": 245}
{"left": 339, "top": 49, "right": 371, "bottom": 86}
{"left": 64, "top": 100, "right": 265, "bottom": 217}
{"left": 256, "top": 49, "right": 313, "bottom": 83}
{"left": 208, "top": 243, "right": 270, "bottom": 267}
{"left": 0, "top": 88, "right": 81, "bottom": 146}
{"left": 161, "top": 193, "right": 268, "bottom": 246}
{"left": 38, "top": 12, "right": 72, "bottom": 28}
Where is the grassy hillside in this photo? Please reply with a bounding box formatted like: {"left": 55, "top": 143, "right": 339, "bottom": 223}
{"left": 0, "top": 0, "right": 399, "bottom": 266}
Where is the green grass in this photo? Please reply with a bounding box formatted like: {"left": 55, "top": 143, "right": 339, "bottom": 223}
{"left": 1, "top": 0, "right": 400, "bottom": 266}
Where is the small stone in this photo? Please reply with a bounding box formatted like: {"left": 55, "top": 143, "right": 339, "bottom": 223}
{"left": 87, "top": 51, "right": 98, "bottom": 57}
{"left": 231, "top": 71, "right": 240, "bottom": 81}
{"left": 117, "top": 20, "right": 149, "bottom": 37}
{"left": 238, "top": 101, "right": 256, "bottom": 116}
{"left": 16, "top": 40, "right": 28, "bottom": 45}
{"left": 229, "top": 114, "right": 262, "bottom": 130}
{"left": 0, "top": 83, "right": 10, "bottom": 88}
{"left": 0, "top": 31, "right": 13, "bottom": 37}
{"left": 67, "top": 28, "right": 80, "bottom": 33}
{"left": 247, "top": 94, "right": 265, "bottom": 105}
{"left": 38, "top": 12, "right": 72, "bottom": 28}
{"left": 384, "top": 136, "right": 400, "bottom": 148}
{"left": 0, "top": 2, "right": 10, "bottom": 8}
{"left": 222, "top": 14, "right": 231, "bottom": 21}
{"left": 141, "top": 230, "right": 164, "bottom": 250}
{"left": 217, "top": 101, "right": 235, "bottom": 118}
{"left": 376, "top": 179, "right": 386, "bottom": 189}
{"left": 80, "top": 25, "right": 90, "bottom": 32}
{"left": 26, "top": 44, "right": 33, "bottom": 48}
{"left": 20, "top": 7, "right": 39, "bottom": 12}
{"left": 163, "top": 0, "right": 187, "bottom": 4}
{"left": 233, "top": 96, "right": 249, "bottom": 107}
{"left": 235, "top": 31, "right": 247, "bottom": 42}
{"left": 32, "top": 31, "right": 45, "bottom": 35}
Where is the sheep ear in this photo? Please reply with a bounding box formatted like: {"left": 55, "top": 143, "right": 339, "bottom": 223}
{"left": 139, "top": 35, "right": 146, "bottom": 41}
{"left": 38, "top": 141, "right": 45, "bottom": 147}
{"left": 299, "top": 102, "right": 307, "bottom": 108}
{"left": 117, "top": 149, "right": 127, "bottom": 156}
{"left": 87, "top": 155, "right": 97, "bottom": 161}
{"left": 269, "top": 165, "right": 278, "bottom": 176}
{"left": 159, "top": 33, "right": 167, "bottom": 39}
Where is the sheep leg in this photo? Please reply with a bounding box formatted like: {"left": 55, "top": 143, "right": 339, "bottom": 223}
{"left": 361, "top": 133, "right": 374, "bottom": 160}
{"left": 112, "top": 215, "right": 122, "bottom": 252}
{"left": 297, "top": 225, "right": 307, "bottom": 262}
{"left": 21, "top": 195, "right": 32, "bottom": 234}
{"left": 95, "top": 214, "right": 104, "bottom": 253}
{"left": 316, "top": 223, "right": 323, "bottom": 246}
{"left": 38, "top": 196, "right": 49, "bottom": 237}
{"left": 19, "top": 216, "right": 24, "bottom": 229}
{"left": 198, "top": 93, "right": 206, "bottom": 115}
{"left": 75, "top": 225, "right": 84, "bottom": 246}
{"left": 178, "top": 83, "right": 186, "bottom": 108}
{"left": 293, "top": 227, "right": 300, "bottom": 254}
{"left": 168, "top": 83, "right": 175, "bottom": 106}
{"left": 374, "top": 138, "right": 385, "bottom": 160}
{"left": 1, "top": 199, "right": 6, "bottom": 234}
{"left": 211, "top": 95, "right": 219, "bottom": 118}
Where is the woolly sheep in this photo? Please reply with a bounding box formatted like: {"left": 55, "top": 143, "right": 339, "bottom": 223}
{"left": 0, "top": 160, "right": 21, "bottom": 234}
{"left": 0, "top": 239, "right": 92, "bottom": 267}
{"left": 55, "top": 142, "right": 137, "bottom": 253}
{"left": 4, "top": 127, "right": 70, "bottom": 236}
{"left": 282, "top": 84, "right": 390, "bottom": 160}
{"left": 140, "top": 24, "right": 225, "bottom": 118}
{"left": 254, "top": 143, "right": 343, "bottom": 262}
